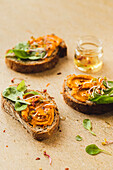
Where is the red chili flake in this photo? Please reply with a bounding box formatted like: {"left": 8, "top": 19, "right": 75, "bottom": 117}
{"left": 65, "top": 168, "right": 69, "bottom": 170}
{"left": 6, "top": 145, "right": 8, "bottom": 147}
{"left": 43, "top": 151, "right": 52, "bottom": 165}
{"left": 32, "top": 98, "right": 35, "bottom": 107}
{"left": 43, "top": 89, "right": 47, "bottom": 93}
{"left": 11, "top": 78, "right": 15, "bottom": 83}
{"left": 50, "top": 97, "right": 54, "bottom": 99}
{"left": 57, "top": 72, "right": 62, "bottom": 75}
{"left": 46, "top": 83, "right": 50, "bottom": 87}
{"left": 3, "top": 130, "right": 6, "bottom": 133}
{"left": 11, "top": 78, "right": 24, "bottom": 83}
{"left": 35, "top": 157, "right": 40, "bottom": 160}
{"left": 88, "top": 60, "right": 91, "bottom": 64}
{"left": 77, "top": 56, "right": 85, "bottom": 61}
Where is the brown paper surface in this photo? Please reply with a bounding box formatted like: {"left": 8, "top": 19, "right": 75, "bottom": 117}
{"left": 1, "top": 0, "right": 113, "bottom": 169}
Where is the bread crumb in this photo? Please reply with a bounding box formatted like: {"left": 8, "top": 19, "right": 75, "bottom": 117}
{"left": 57, "top": 72, "right": 62, "bottom": 75}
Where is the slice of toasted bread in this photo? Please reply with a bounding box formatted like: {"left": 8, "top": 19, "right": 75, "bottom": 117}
{"left": 1, "top": 89, "right": 59, "bottom": 140}
{"left": 63, "top": 75, "right": 113, "bottom": 114}
{"left": 5, "top": 35, "right": 67, "bottom": 73}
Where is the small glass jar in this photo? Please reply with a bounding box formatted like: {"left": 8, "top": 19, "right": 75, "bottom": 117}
{"left": 74, "top": 35, "right": 103, "bottom": 73}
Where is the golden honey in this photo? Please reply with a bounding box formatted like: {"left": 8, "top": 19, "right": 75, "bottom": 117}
{"left": 74, "top": 36, "right": 103, "bottom": 73}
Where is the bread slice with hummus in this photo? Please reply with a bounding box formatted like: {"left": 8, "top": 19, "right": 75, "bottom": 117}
{"left": 5, "top": 34, "right": 67, "bottom": 73}
{"left": 63, "top": 74, "right": 113, "bottom": 114}
{"left": 1, "top": 80, "right": 59, "bottom": 140}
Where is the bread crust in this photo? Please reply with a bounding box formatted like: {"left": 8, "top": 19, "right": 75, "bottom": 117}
{"left": 63, "top": 78, "right": 113, "bottom": 114}
{"left": 1, "top": 90, "right": 60, "bottom": 140}
{"left": 5, "top": 40, "right": 67, "bottom": 73}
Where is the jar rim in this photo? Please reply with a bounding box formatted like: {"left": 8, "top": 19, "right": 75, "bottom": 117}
{"left": 77, "top": 35, "right": 103, "bottom": 53}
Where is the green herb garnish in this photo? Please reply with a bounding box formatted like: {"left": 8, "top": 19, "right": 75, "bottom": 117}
{"left": 103, "top": 80, "right": 113, "bottom": 88}
{"left": 85, "top": 144, "right": 111, "bottom": 155}
{"left": 83, "top": 119, "right": 96, "bottom": 136}
{"left": 89, "top": 95, "right": 113, "bottom": 104}
{"left": 76, "top": 135, "right": 82, "bottom": 141}
{"left": 15, "top": 102, "right": 27, "bottom": 112}
{"left": 17, "top": 80, "right": 27, "bottom": 92}
{"left": 89, "top": 79, "right": 113, "bottom": 104}
{"left": 5, "top": 42, "right": 46, "bottom": 61}
{"left": 2, "top": 80, "right": 30, "bottom": 111}
{"left": 24, "top": 91, "right": 40, "bottom": 96}
{"left": 3, "top": 86, "right": 23, "bottom": 102}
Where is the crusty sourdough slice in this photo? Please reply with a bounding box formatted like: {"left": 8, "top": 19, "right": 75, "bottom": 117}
{"left": 63, "top": 77, "right": 113, "bottom": 114}
{"left": 1, "top": 89, "right": 59, "bottom": 140}
{"left": 5, "top": 40, "right": 67, "bottom": 73}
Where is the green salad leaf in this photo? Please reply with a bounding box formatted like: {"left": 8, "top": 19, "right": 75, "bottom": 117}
{"left": 83, "top": 119, "right": 96, "bottom": 136}
{"left": 103, "top": 87, "right": 113, "bottom": 95}
{"left": 107, "top": 81, "right": 113, "bottom": 88}
{"left": 89, "top": 80, "right": 113, "bottom": 104}
{"left": 24, "top": 91, "right": 40, "bottom": 96}
{"left": 15, "top": 102, "right": 27, "bottom": 111}
{"left": 103, "top": 80, "right": 113, "bottom": 88}
{"left": 76, "top": 135, "right": 82, "bottom": 141}
{"left": 13, "top": 49, "right": 29, "bottom": 59}
{"left": 17, "top": 80, "right": 27, "bottom": 92}
{"left": 86, "top": 144, "right": 111, "bottom": 155}
{"left": 28, "top": 51, "right": 46, "bottom": 60}
{"left": 14, "top": 42, "right": 30, "bottom": 51}
{"left": 2, "top": 86, "right": 23, "bottom": 102}
{"left": 89, "top": 95, "right": 113, "bottom": 104}
{"left": 5, "top": 42, "right": 46, "bottom": 61}
{"left": 2, "top": 81, "right": 30, "bottom": 111}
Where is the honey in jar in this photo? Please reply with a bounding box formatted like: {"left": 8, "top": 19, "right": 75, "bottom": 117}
{"left": 74, "top": 36, "right": 103, "bottom": 73}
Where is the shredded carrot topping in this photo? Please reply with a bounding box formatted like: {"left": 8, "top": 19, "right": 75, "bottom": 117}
{"left": 66, "top": 74, "right": 106, "bottom": 102}
{"left": 29, "top": 34, "right": 63, "bottom": 57}
{"left": 21, "top": 93, "right": 55, "bottom": 127}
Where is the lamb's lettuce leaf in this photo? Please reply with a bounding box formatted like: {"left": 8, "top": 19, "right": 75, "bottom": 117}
{"left": 103, "top": 80, "right": 113, "bottom": 88}
{"left": 17, "top": 80, "right": 27, "bottom": 92}
{"left": 89, "top": 80, "right": 113, "bottom": 104}
{"left": 15, "top": 102, "right": 27, "bottom": 111}
{"left": 2, "top": 86, "right": 23, "bottom": 102}
{"left": 14, "top": 42, "right": 30, "bottom": 51}
{"left": 2, "top": 81, "right": 30, "bottom": 111}
{"left": 24, "top": 91, "right": 40, "bottom": 96}
{"left": 5, "top": 42, "right": 46, "bottom": 61}
{"left": 89, "top": 95, "right": 113, "bottom": 104}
